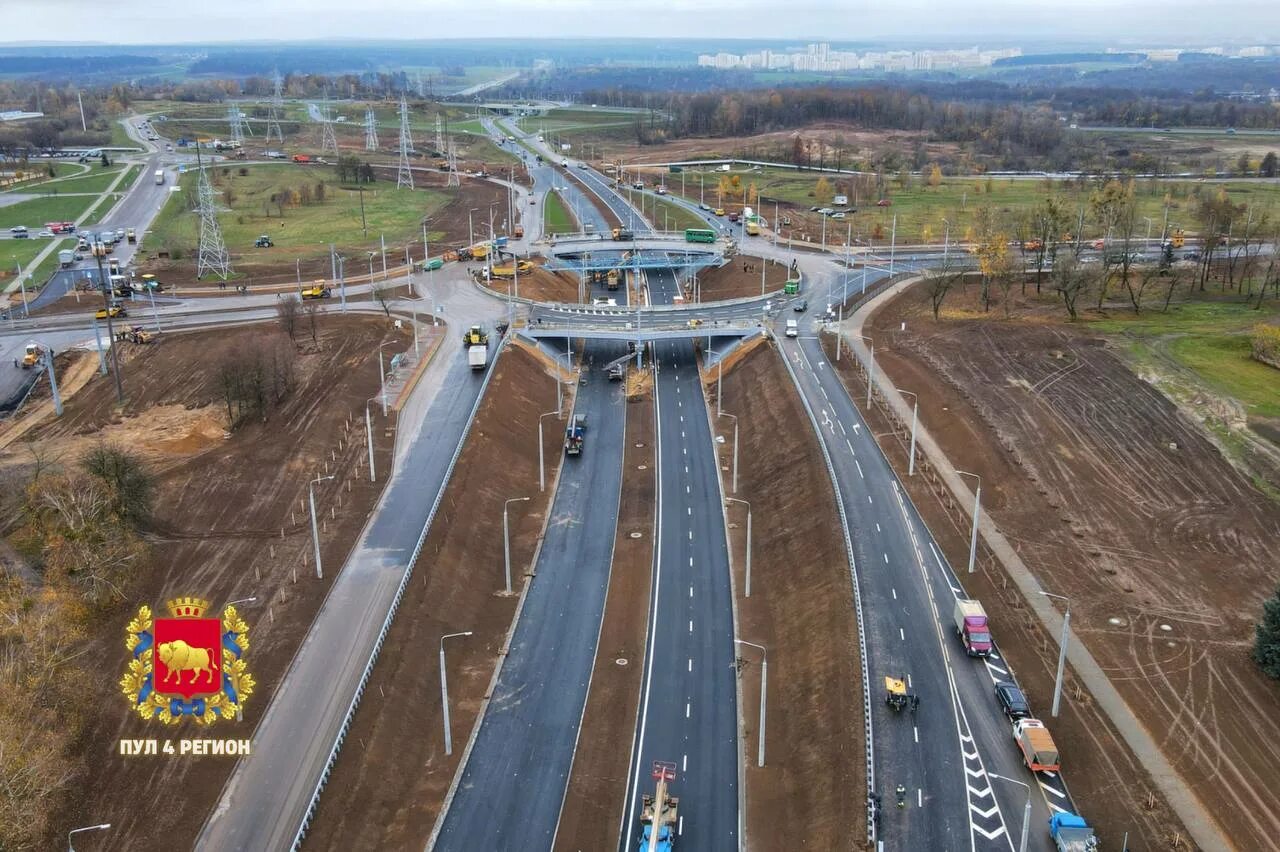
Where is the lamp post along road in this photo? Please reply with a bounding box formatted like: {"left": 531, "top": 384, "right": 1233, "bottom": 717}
{"left": 365, "top": 396, "right": 381, "bottom": 482}
{"left": 378, "top": 341, "right": 395, "bottom": 416}
{"left": 440, "top": 631, "right": 473, "bottom": 756}
{"left": 899, "top": 389, "right": 919, "bottom": 476}
{"left": 69, "top": 823, "right": 111, "bottom": 851}
{"left": 503, "top": 497, "right": 531, "bottom": 595}
{"left": 727, "top": 498, "right": 752, "bottom": 597}
{"left": 989, "top": 773, "right": 1031, "bottom": 852}
{"left": 735, "top": 639, "right": 767, "bottom": 767}
{"left": 1042, "top": 591, "right": 1071, "bottom": 717}
{"left": 860, "top": 335, "right": 875, "bottom": 409}
{"left": 956, "top": 470, "right": 982, "bottom": 574}
{"left": 719, "top": 412, "right": 739, "bottom": 493}
{"left": 538, "top": 410, "right": 560, "bottom": 492}
{"left": 309, "top": 474, "right": 336, "bottom": 579}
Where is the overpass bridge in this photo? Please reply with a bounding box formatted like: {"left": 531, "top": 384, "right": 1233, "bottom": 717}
{"left": 544, "top": 232, "right": 732, "bottom": 273}
{"left": 521, "top": 300, "right": 778, "bottom": 347}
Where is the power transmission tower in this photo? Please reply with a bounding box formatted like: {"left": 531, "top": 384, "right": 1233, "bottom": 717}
{"left": 319, "top": 97, "right": 338, "bottom": 155}
{"left": 265, "top": 70, "right": 285, "bottom": 142}
{"left": 397, "top": 96, "right": 414, "bottom": 189}
{"left": 434, "top": 114, "right": 444, "bottom": 155}
{"left": 228, "top": 105, "right": 245, "bottom": 145}
{"left": 364, "top": 108, "right": 378, "bottom": 151}
{"left": 194, "top": 145, "right": 231, "bottom": 281}
{"left": 446, "top": 139, "right": 460, "bottom": 188}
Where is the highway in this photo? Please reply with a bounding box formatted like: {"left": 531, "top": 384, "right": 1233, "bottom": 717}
{"left": 617, "top": 267, "right": 739, "bottom": 849}
{"left": 432, "top": 338, "right": 629, "bottom": 850}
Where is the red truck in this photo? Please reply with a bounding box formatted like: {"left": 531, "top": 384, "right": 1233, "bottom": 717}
{"left": 292, "top": 154, "right": 312, "bottom": 164}
{"left": 953, "top": 599, "right": 992, "bottom": 657}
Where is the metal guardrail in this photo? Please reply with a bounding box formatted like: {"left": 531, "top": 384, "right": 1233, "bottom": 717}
{"left": 777, "top": 341, "right": 877, "bottom": 847}
{"left": 289, "top": 336, "right": 510, "bottom": 850}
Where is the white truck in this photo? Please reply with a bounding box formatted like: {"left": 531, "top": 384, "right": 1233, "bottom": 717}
{"left": 58, "top": 249, "right": 75, "bottom": 268}
{"left": 468, "top": 344, "right": 489, "bottom": 370}
{"left": 154, "top": 169, "right": 165, "bottom": 185}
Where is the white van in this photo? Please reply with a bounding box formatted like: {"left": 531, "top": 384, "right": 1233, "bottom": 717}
{"left": 785, "top": 319, "right": 798, "bottom": 338}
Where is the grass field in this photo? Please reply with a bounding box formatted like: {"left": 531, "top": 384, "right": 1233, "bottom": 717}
{"left": 645, "top": 194, "right": 707, "bottom": 233}
{"left": 666, "top": 167, "right": 1280, "bottom": 245}
{"left": 34, "top": 165, "right": 127, "bottom": 195}
{"left": 1091, "top": 300, "right": 1280, "bottom": 419}
{"left": 145, "top": 162, "right": 451, "bottom": 261}
{"left": 0, "top": 195, "right": 97, "bottom": 231}
{"left": 543, "top": 192, "right": 576, "bottom": 234}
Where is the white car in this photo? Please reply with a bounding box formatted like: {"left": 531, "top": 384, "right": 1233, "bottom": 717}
{"left": 37, "top": 229, "right": 55, "bottom": 238}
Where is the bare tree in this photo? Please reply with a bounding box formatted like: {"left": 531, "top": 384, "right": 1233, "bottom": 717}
{"left": 371, "top": 281, "right": 393, "bottom": 317}
{"left": 926, "top": 262, "right": 965, "bottom": 321}
{"left": 1053, "top": 255, "right": 1089, "bottom": 321}
{"left": 302, "top": 298, "right": 322, "bottom": 345}
{"left": 276, "top": 294, "right": 300, "bottom": 340}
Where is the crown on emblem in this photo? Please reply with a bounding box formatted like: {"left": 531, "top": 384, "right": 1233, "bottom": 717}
{"left": 166, "top": 597, "right": 211, "bottom": 618}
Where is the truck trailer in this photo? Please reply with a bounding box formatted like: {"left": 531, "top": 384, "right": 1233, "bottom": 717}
{"left": 953, "top": 599, "right": 993, "bottom": 656}
{"left": 467, "top": 344, "right": 489, "bottom": 371}
{"left": 1049, "top": 813, "right": 1099, "bottom": 852}
{"left": 1013, "top": 718, "right": 1060, "bottom": 772}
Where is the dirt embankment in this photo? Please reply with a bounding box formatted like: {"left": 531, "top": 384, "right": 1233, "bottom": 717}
{"left": 300, "top": 341, "right": 571, "bottom": 849}
{"left": 14, "top": 317, "right": 407, "bottom": 850}
{"left": 692, "top": 256, "right": 791, "bottom": 302}
{"left": 825, "top": 281, "right": 1280, "bottom": 848}
{"left": 503, "top": 264, "right": 581, "bottom": 304}
{"left": 709, "top": 341, "right": 866, "bottom": 850}
{"left": 554, "top": 374, "right": 655, "bottom": 850}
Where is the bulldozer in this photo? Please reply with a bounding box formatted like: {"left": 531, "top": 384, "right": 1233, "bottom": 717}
{"left": 21, "top": 342, "right": 43, "bottom": 369}
{"left": 461, "top": 325, "right": 489, "bottom": 347}
{"left": 116, "top": 326, "right": 154, "bottom": 344}
{"left": 300, "top": 281, "right": 331, "bottom": 300}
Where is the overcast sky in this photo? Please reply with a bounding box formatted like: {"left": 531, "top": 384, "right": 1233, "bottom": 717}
{"left": 5, "top": 0, "right": 1279, "bottom": 45}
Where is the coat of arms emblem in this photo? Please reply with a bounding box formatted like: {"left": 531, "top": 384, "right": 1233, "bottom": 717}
{"left": 120, "top": 597, "right": 255, "bottom": 725}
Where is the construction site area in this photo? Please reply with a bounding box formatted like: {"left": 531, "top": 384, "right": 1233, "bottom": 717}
{"left": 827, "top": 278, "right": 1280, "bottom": 850}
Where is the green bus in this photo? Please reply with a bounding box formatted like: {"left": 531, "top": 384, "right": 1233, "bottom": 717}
{"left": 685, "top": 228, "right": 716, "bottom": 244}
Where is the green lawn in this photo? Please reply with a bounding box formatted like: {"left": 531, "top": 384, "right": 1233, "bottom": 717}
{"left": 145, "top": 162, "right": 451, "bottom": 262}
{"left": 36, "top": 165, "right": 128, "bottom": 195}
{"left": 1, "top": 236, "right": 69, "bottom": 293}
{"left": 1168, "top": 333, "right": 1280, "bottom": 419}
{"left": 646, "top": 194, "right": 707, "bottom": 233}
{"left": 543, "top": 192, "right": 576, "bottom": 234}
{"left": 2, "top": 162, "right": 92, "bottom": 193}
{"left": 0, "top": 195, "right": 97, "bottom": 230}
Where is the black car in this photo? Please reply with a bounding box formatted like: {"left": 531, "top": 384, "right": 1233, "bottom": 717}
{"left": 995, "top": 683, "right": 1030, "bottom": 721}
{"left": 793, "top": 299, "right": 808, "bottom": 313}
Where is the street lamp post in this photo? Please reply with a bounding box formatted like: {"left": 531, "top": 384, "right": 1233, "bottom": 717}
{"left": 726, "top": 497, "right": 752, "bottom": 597}
{"left": 378, "top": 341, "right": 395, "bottom": 416}
{"left": 899, "top": 390, "right": 919, "bottom": 476}
{"left": 956, "top": 470, "right": 982, "bottom": 574}
{"left": 942, "top": 218, "right": 951, "bottom": 264}
{"left": 68, "top": 823, "right": 111, "bottom": 851}
{"left": 538, "top": 410, "right": 560, "bottom": 492}
{"left": 719, "top": 412, "right": 739, "bottom": 493}
{"left": 440, "top": 631, "right": 473, "bottom": 756}
{"left": 502, "top": 496, "right": 531, "bottom": 595}
{"left": 1041, "top": 592, "right": 1071, "bottom": 717}
{"left": 309, "top": 474, "right": 336, "bottom": 579}
{"left": 861, "top": 335, "right": 875, "bottom": 409}
{"left": 365, "top": 396, "right": 382, "bottom": 482}
{"left": 226, "top": 596, "right": 258, "bottom": 608}
{"left": 734, "top": 639, "right": 767, "bottom": 767}
{"left": 988, "top": 773, "right": 1031, "bottom": 852}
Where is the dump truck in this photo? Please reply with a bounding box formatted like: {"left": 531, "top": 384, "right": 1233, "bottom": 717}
{"left": 638, "top": 761, "right": 678, "bottom": 852}
{"left": 300, "top": 282, "right": 331, "bottom": 300}
{"left": 58, "top": 249, "right": 75, "bottom": 268}
{"left": 953, "top": 599, "right": 992, "bottom": 657}
{"left": 462, "top": 325, "right": 488, "bottom": 347}
{"left": 490, "top": 260, "right": 534, "bottom": 279}
{"left": 95, "top": 302, "right": 127, "bottom": 319}
{"left": 21, "top": 342, "right": 43, "bottom": 368}
{"left": 612, "top": 228, "right": 634, "bottom": 241}
{"left": 564, "top": 422, "right": 585, "bottom": 456}
{"left": 607, "top": 269, "right": 620, "bottom": 290}
{"left": 1049, "top": 813, "right": 1099, "bottom": 852}
{"left": 116, "top": 326, "right": 154, "bottom": 344}
{"left": 468, "top": 344, "right": 488, "bottom": 370}
{"left": 1013, "top": 718, "right": 1060, "bottom": 772}
{"left": 126, "top": 228, "right": 137, "bottom": 244}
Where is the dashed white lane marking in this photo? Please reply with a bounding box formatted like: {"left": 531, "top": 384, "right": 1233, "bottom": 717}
{"left": 876, "top": 522, "right": 881, "bottom": 532}
{"left": 685, "top": 703, "right": 690, "bottom": 718}
{"left": 868, "top": 494, "right": 874, "bottom": 504}
{"left": 892, "top": 588, "right": 897, "bottom": 600}
{"left": 679, "top": 415, "right": 684, "bottom": 422}
{"left": 883, "top": 553, "right": 889, "bottom": 564}
{"left": 686, "top": 485, "right": 691, "bottom": 494}
{"left": 687, "top": 507, "right": 692, "bottom": 516}
{"left": 900, "top": 628, "right": 905, "bottom": 641}
{"left": 682, "top": 754, "right": 688, "bottom": 771}
{"left": 689, "top": 557, "right": 693, "bottom": 566}
{"left": 918, "top": 789, "right": 923, "bottom": 808}
{"left": 683, "top": 447, "right": 687, "bottom": 455}
{"left": 838, "top": 420, "right": 846, "bottom": 435}
{"left": 687, "top": 658, "right": 693, "bottom": 672}
{"left": 688, "top": 530, "right": 693, "bottom": 540}
{"left": 689, "top": 586, "right": 693, "bottom": 598}
{"left": 684, "top": 465, "right": 689, "bottom": 474}
{"left": 914, "top": 726, "right": 919, "bottom": 744}
{"left": 681, "top": 431, "right": 685, "bottom": 439}
{"left": 846, "top": 439, "right": 855, "bottom": 456}
{"left": 689, "top": 620, "right": 693, "bottom": 633}
{"left": 856, "top": 460, "right": 864, "bottom": 478}
{"left": 678, "top": 816, "right": 684, "bottom": 835}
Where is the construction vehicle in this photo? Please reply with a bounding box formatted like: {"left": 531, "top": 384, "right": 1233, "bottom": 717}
{"left": 300, "top": 281, "right": 331, "bottom": 300}
{"left": 136, "top": 273, "right": 164, "bottom": 293}
{"left": 744, "top": 221, "right": 760, "bottom": 236}
{"left": 1022, "top": 238, "right": 1044, "bottom": 252}
{"left": 513, "top": 224, "right": 525, "bottom": 238}
{"left": 608, "top": 363, "right": 625, "bottom": 381}
{"left": 885, "top": 676, "right": 919, "bottom": 713}
{"left": 254, "top": 235, "right": 274, "bottom": 248}
{"left": 1013, "top": 718, "right": 1060, "bottom": 772}
{"left": 638, "top": 761, "right": 678, "bottom": 852}
{"left": 564, "top": 422, "right": 585, "bottom": 456}
{"left": 490, "top": 260, "right": 534, "bottom": 279}
{"left": 953, "top": 599, "right": 992, "bottom": 657}
{"left": 1048, "top": 813, "right": 1099, "bottom": 852}
{"left": 607, "top": 269, "right": 620, "bottom": 291}
{"left": 468, "top": 344, "right": 488, "bottom": 370}
{"left": 1170, "top": 228, "right": 1185, "bottom": 249}
{"left": 468, "top": 243, "right": 491, "bottom": 260}
{"left": 116, "top": 326, "right": 154, "bottom": 344}
{"left": 126, "top": 228, "right": 137, "bottom": 244}
{"left": 95, "top": 302, "right": 127, "bottom": 319}
{"left": 462, "top": 325, "right": 489, "bottom": 347}
{"left": 58, "top": 249, "right": 75, "bottom": 268}
{"left": 612, "top": 228, "right": 634, "bottom": 241}
{"left": 21, "top": 342, "right": 43, "bottom": 368}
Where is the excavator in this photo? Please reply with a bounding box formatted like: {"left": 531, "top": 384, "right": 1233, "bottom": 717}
{"left": 638, "top": 761, "right": 679, "bottom": 851}
{"left": 461, "top": 325, "right": 489, "bottom": 347}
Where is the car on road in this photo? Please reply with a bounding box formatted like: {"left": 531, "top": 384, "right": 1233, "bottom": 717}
{"left": 37, "top": 229, "right": 55, "bottom": 238}
{"left": 9, "top": 226, "right": 28, "bottom": 236}
{"left": 793, "top": 299, "right": 808, "bottom": 312}
{"left": 698, "top": 202, "right": 710, "bottom": 211}
{"left": 785, "top": 318, "right": 799, "bottom": 337}
{"left": 830, "top": 211, "right": 846, "bottom": 220}
{"left": 995, "top": 683, "right": 1030, "bottom": 721}
{"left": 713, "top": 208, "right": 726, "bottom": 216}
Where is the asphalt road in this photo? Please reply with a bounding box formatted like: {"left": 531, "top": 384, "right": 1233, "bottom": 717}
{"left": 433, "top": 338, "right": 629, "bottom": 850}
{"left": 619, "top": 266, "right": 739, "bottom": 851}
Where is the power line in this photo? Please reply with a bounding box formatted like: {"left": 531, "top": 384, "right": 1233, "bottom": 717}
{"left": 194, "top": 144, "right": 232, "bottom": 281}
{"left": 265, "top": 69, "right": 285, "bottom": 143}
{"left": 397, "top": 95, "right": 415, "bottom": 189}
{"left": 365, "top": 107, "right": 378, "bottom": 151}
